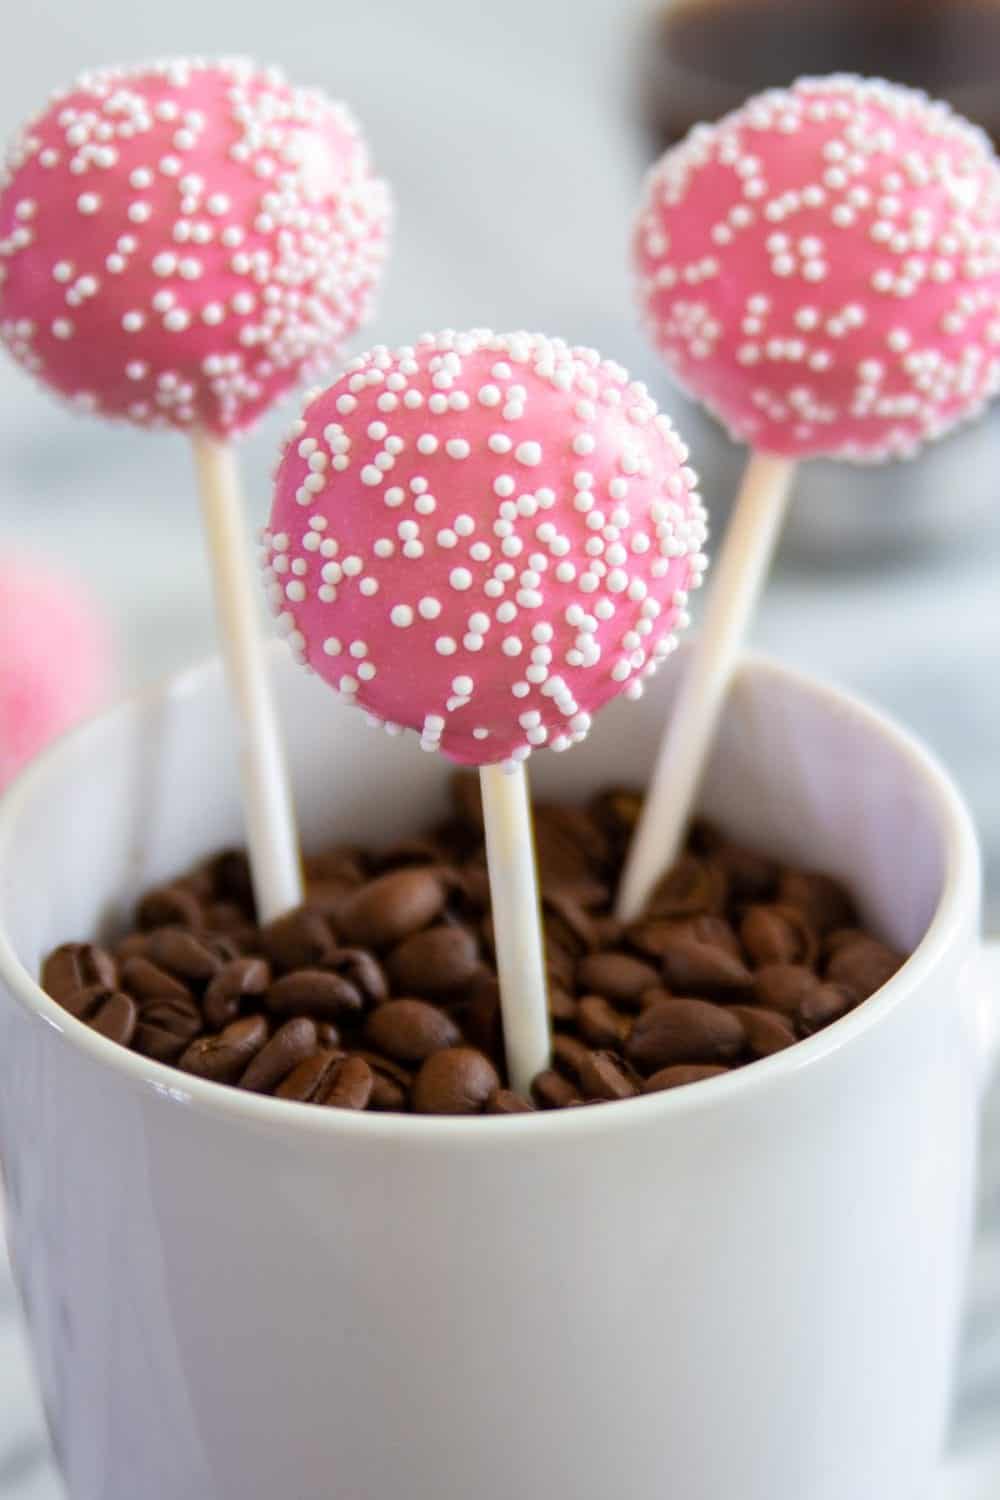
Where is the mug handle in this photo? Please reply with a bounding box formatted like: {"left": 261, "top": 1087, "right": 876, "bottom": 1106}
{"left": 976, "top": 939, "right": 1000, "bottom": 1091}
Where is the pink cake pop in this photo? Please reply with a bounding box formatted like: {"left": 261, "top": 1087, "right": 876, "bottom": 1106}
{"left": 634, "top": 75, "right": 1000, "bottom": 461}
{"left": 0, "top": 552, "right": 112, "bottom": 788}
{"left": 0, "top": 58, "right": 390, "bottom": 434}
{"left": 265, "top": 329, "right": 708, "bottom": 767}
{"left": 618, "top": 75, "right": 1000, "bottom": 922}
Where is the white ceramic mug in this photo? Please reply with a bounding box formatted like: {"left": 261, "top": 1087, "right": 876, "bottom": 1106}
{"left": 0, "top": 649, "right": 996, "bottom": 1500}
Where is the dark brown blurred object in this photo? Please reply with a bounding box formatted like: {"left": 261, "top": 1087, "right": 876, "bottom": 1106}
{"left": 644, "top": 0, "right": 1000, "bottom": 149}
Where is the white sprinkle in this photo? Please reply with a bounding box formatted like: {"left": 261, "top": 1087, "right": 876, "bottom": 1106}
{"left": 418, "top": 596, "right": 442, "bottom": 619}
{"left": 515, "top": 441, "right": 542, "bottom": 466}
{"left": 391, "top": 605, "right": 414, "bottom": 627}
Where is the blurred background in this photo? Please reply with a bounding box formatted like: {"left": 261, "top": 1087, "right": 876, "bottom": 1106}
{"left": 0, "top": 0, "right": 999, "bottom": 1494}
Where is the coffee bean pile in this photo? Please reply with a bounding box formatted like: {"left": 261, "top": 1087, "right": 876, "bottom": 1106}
{"left": 40, "top": 779, "right": 905, "bottom": 1115}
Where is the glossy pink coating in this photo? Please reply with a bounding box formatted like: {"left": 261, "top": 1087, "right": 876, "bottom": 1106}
{"left": 265, "top": 329, "right": 708, "bottom": 766}
{"left": 634, "top": 75, "right": 1000, "bottom": 460}
{"left": 0, "top": 58, "right": 389, "bottom": 435}
{"left": 0, "top": 553, "right": 112, "bottom": 789}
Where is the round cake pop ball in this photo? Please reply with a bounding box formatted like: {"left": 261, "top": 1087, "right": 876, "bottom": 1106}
{"left": 265, "top": 329, "right": 707, "bottom": 766}
{"left": 634, "top": 75, "right": 1000, "bottom": 460}
{"left": 0, "top": 552, "right": 113, "bottom": 788}
{"left": 0, "top": 58, "right": 389, "bottom": 435}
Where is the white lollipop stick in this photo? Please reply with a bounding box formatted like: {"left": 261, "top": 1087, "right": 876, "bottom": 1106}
{"left": 479, "top": 762, "right": 550, "bottom": 1096}
{"left": 191, "top": 431, "right": 304, "bottom": 923}
{"left": 616, "top": 451, "right": 795, "bottom": 923}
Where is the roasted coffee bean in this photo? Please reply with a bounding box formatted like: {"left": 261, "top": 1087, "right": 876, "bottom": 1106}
{"left": 578, "top": 1050, "right": 640, "bottom": 1101}
{"left": 740, "top": 904, "right": 818, "bottom": 969}
{"left": 139, "top": 994, "right": 202, "bottom": 1031}
{"left": 660, "top": 929, "right": 752, "bottom": 995}
{"left": 115, "top": 932, "right": 150, "bottom": 962}
{"left": 146, "top": 927, "right": 226, "bottom": 984}
{"left": 625, "top": 918, "right": 682, "bottom": 959}
{"left": 321, "top": 1056, "right": 375, "bottom": 1110}
{"left": 778, "top": 869, "right": 855, "bottom": 936}
{"left": 751, "top": 963, "right": 821, "bottom": 1015}
{"left": 304, "top": 847, "right": 367, "bottom": 887}
{"left": 202, "top": 957, "right": 271, "bottom": 1029}
{"left": 386, "top": 925, "right": 479, "bottom": 995}
{"left": 714, "top": 843, "right": 779, "bottom": 903}
{"left": 592, "top": 916, "right": 625, "bottom": 949}
{"left": 202, "top": 902, "right": 257, "bottom": 945}
{"left": 413, "top": 1047, "right": 499, "bottom": 1115}
{"left": 275, "top": 1048, "right": 346, "bottom": 1102}
{"left": 726, "top": 1005, "right": 797, "bottom": 1057}
{"left": 259, "top": 909, "right": 336, "bottom": 971}
{"left": 535, "top": 802, "right": 611, "bottom": 873}
{"left": 304, "top": 880, "right": 354, "bottom": 921}
{"left": 120, "top": 956, "right": 193, "bottom": 1004}
{"left": 180, "top": 1016, "right": 270, "bottom": 1084}
{"left": 239, "top": 1018, "right": 318, "bottom": 1093}
{"left": 532, "top": 1067, "right": 582, "bottom": 1110}
{"left": 72, "top": 986, "right": 138, "bottom": 1045}
{"left": 825, "top": 937, "right": 902, "bottom": 999}
{"left": 546, "top": 942, "right": 576, "bottom": 992}
{"left": 358, "top": 1051, "right": 413, "bottom": 1111}
{"left": 365, "top": 999, "right": 461, "bottom": 1064}
{"left": 487, "top": 1089, "right": 536, "bottom": 1114}
{"left": 323, "top": 948, "right": 388, "bottom": 1005}
{"left": 41, "top": 942, "right": 117, "bottom": 1004}
{"left": 578, "top": 995, "right": 630, "bottom": 1048}
{"left": 88, "top": 991, "right": 138, "bottom": 1046}
{"left": 133, "top": 994, "right": 205, "bottom": 1062}
{"left": 626, "top": 998, "right": 745, "bottom": 1075}
{"left": 461, "top": 971, "right": 504, "bottom": 1055}
{"left": 575, "top": 951, "right": 660, "bottom": 1007}
{"left": 137, "top": 884, "right": 203, "bottom": 931}
{"left": 798, "top": 983, "right": 857, "bottom": 1035}
{"left": 823, "top": 926, "right": 866, "bottom": 958}
{"left": 316, "top": 1022, "right": 342, "bottom": 1049}
{"left": 267, "top": 969, "right": 363, "bottom": 1021}
{"left": 336, "top": 868, "right": 445, "bottom": 949}
{"left": 643, "top": 1063, "right": 730, "bottom": 1092}
{"left": 542, "top": 890, "right": 597, "bottom": 955}
{"left": 647, "top": 855, "right": 727, "bottom": 919}
{"left": 372, "top": 838, "right": 445, "bottom": 871}
{"left": 205, "top": 848, "right": 255, "bottom": 911}
{"left": 635, "top": 985, "right": 673, "bottom": 1010}
{"left": 630, "top": 911, "right": 743, "bottom": 961}
{"left": 551, "top": 1033, "right": 592, "bottom": 1081}
{"left": 547, "top": 985, "right": 577, "bottom": 1027}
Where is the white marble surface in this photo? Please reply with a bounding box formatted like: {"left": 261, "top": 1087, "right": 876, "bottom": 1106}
{"left": 0, "top": 0, "right": 999, "bottom": 1493}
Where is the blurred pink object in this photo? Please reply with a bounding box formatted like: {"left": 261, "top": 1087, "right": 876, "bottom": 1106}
{"left": 0, "top": 553, "right": 113, "bottom": 788}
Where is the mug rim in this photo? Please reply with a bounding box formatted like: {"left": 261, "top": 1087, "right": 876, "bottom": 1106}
{"left": 0, "top": 647, "right": 981, "bottom": 1146}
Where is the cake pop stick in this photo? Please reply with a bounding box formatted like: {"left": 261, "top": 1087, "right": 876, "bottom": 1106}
{"left": 0, "top": 58, "right": 390, "bottom": 922}
{"left": 265, "top": 330, "right": 707, "bottom": 1092}
{"left": 619, "top": 75, "right": 1000, "bottom": 921}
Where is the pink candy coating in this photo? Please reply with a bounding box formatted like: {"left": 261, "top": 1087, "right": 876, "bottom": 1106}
{"left": 265, "top": 330, "right": 707, "bottom": 767}
{"left": 634, "top": 75, "right": 1000, "bottom": 460}
{"left": 0, "top": 553, "right": 112, "bottom": 789}
{"left": 0, "top": 58, "right": 389, "bottom": 435}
